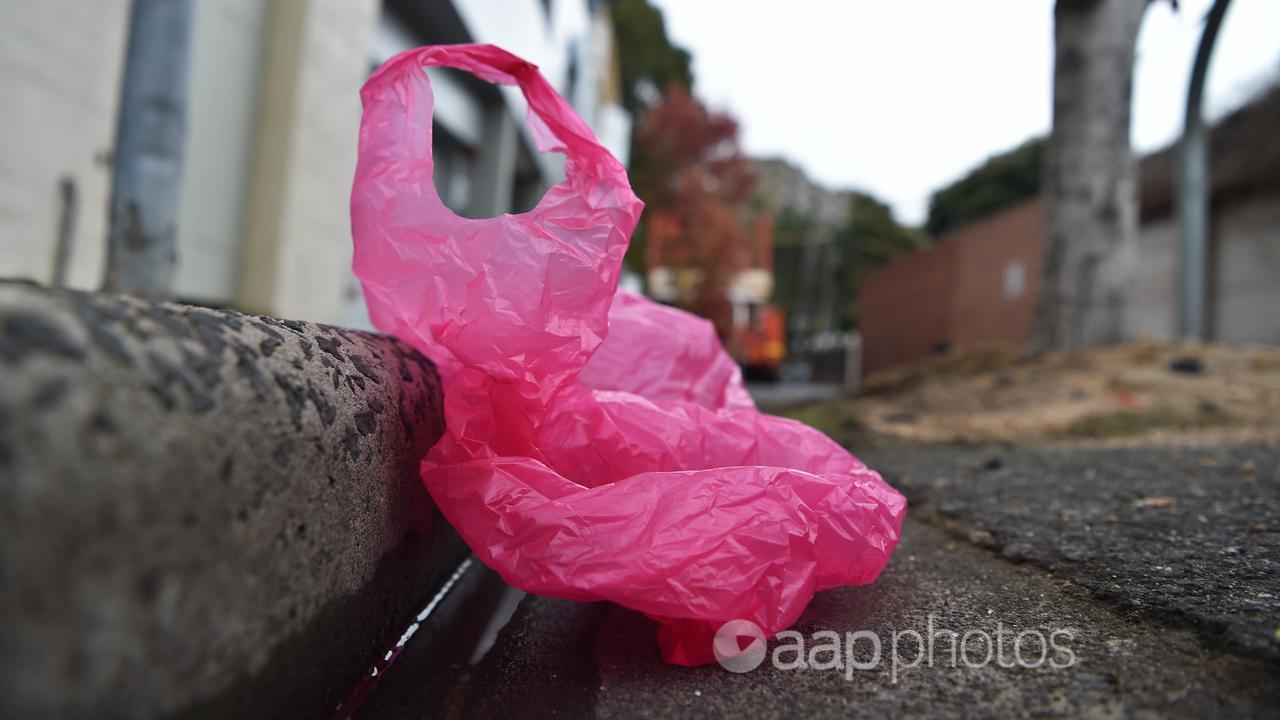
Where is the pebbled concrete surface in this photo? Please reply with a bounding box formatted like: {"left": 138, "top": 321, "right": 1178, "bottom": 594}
{"left": 868, "top": 444, "right": 1280, "bottom": 663}
{"left": 373, "top": 444, "right": 1280, "bottom": 718}
{"left": 0, "top": 282, "right": 463, "bottom": 719}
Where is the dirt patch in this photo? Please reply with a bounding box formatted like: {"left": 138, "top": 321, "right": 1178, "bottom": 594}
{"left": 785, "top": 341, "right": 1280, "bottom": 447}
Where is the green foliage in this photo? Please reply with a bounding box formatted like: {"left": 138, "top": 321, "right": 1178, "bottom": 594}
{"left": 612, "top": 0, "right": 696, "bottom": 275}
{"left": 771, "top": 191, "right": 922, "bottom": 330}
{"left": 1061, "top": 407, "right": 1234, "bottom": 439}
{"left": 839, "top": 192, "right": 925, "bottom": 276}
{"left": 925, "top": 137, "right": 1045, "bottom": 237}
{"left": 769, "top": 208, "right": 811, "bottom": 318}
{"left": 834, "top": 192, "right": 923, "bottom": 327}
{"left": 611, "top": 0, "right": 693, "bottom": 114}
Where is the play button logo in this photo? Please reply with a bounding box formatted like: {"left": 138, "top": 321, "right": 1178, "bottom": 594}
{"left": 713, "top": 619, "right": 767, "bottom": 673}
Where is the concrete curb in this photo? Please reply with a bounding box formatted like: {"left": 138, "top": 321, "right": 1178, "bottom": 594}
{"left": 0, "top": 281, "right": 463, "bottom": 719}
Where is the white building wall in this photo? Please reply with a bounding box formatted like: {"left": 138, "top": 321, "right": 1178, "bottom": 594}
{"left": 585, "top": 7, "right": 631, "bottom": 166}
{"left": 0, "top": 0, "right": 130, "bottom": 290}
{"left": 1213, "top": 194, "right": 1280, "bottom": 344}
{"left": 1132, "top": 196, "right": 1280, "bottom": 345}
{"left": 0, "top": 0, "right": 625, "bottom": 330}
{"left": 174, "top": 0, "right": 270, "bottom": 305}
{"left": 239, "top": 0, "right": 379, "bottom": 325}
{"left": 595, "top": 103, "right": 632, "bottom": 169}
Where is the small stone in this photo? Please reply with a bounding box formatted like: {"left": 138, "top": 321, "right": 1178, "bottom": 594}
{"left": 1061, "top": 545, "right": 1094, "bottom": 563}
{"left": 968, "top": 456, "right": 1003, "bottom": 471}
{"left": 1001, "top": 543, "right": 1033, "bottom": 562}
{"left": 968, "top": 529, "right": 994, "bottom": 546}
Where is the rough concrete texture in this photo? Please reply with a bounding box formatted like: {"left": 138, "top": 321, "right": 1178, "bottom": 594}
{"left": 368, "top": 445, "right": 1280, "bottom": 718}
{"left": 871, "top": 444, "right": 1280, "bottom": 663}
{"left": 0, "top": 281, "right": 464, "bottom": 719}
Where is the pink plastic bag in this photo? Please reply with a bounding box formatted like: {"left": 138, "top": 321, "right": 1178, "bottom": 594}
{"left": 351, "top": 44, "right": 906, "bottom": 666}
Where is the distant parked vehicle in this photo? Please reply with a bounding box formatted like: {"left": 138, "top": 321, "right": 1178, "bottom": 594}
{"left": 735, "top": 303, "right": 786, "bottom": 380}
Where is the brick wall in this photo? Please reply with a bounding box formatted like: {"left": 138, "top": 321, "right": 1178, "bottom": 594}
{"left": 948, "top": 198, "right": 1043, "bottom": 348}
{"left": 858, "top": 199, "right": 1043, "bottom": 376}
{"left": 857, "top": 240, "right": 958, "bottom": 375}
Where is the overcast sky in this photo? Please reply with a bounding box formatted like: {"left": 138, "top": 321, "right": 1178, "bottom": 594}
{"left": 648, "top": 0, "right": 1280, "bottom": 226}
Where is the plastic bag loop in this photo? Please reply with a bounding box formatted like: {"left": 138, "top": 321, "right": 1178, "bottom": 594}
{"left": 360, "top": 44, "right": 627, "bottom": 225}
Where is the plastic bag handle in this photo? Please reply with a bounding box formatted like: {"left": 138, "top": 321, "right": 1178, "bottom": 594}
{"left": 362, "top": 43, "right": 629, "bottom": 220}
{"left": 353, "top": 43, "right": 644, "bottom": 400}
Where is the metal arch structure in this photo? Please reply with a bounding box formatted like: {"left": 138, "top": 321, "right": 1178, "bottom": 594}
{"left": 1177, "top": 0, "right": 1234, "bottom": 340}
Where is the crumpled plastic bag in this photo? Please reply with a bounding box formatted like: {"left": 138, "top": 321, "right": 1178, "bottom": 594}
{"left": 351, "top": 44, "right": 906, "bottom": 666}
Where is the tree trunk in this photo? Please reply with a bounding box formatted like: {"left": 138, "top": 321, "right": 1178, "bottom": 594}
{"left": 1032, "top": 0, "right": 1148, "bottom": 351}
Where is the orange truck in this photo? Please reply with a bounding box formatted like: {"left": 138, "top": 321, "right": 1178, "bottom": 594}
{"left": 736, "top": 304, "right": 787, "bottom": 379}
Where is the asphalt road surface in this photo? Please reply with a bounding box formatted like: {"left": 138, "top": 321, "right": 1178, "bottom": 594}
{"left": 359, "top": 444, "right": 1280, "bottom": 719}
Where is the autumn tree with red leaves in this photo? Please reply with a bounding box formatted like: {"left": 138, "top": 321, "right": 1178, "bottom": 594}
{"left": 627, "top": 85, "right": 759, "bottom": 337}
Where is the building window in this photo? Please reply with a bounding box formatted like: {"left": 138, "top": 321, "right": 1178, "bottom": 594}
{"left": 433, "top": 124, "right": 474, "bottom": 214}
{"left": 565, "top": 40, "right": 579, "bottom": 107}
